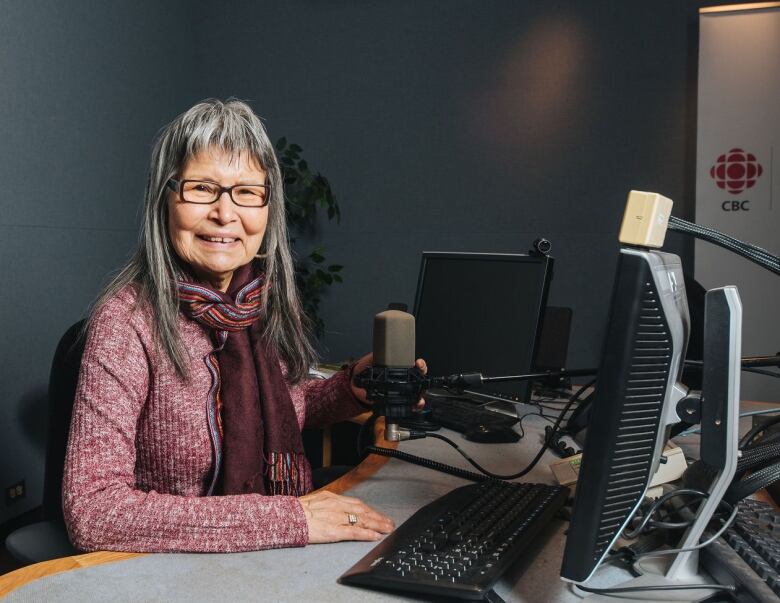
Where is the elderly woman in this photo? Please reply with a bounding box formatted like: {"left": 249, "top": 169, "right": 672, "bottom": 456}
{"left": 63, "top": 99, "right": 424, "bottom": 553}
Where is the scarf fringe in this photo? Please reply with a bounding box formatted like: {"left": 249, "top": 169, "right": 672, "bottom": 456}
{"left": 265, "top": 451, "right": 310, "bottom": 496}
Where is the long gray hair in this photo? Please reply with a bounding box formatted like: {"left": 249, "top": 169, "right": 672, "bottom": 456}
{"left": 91, "top": 99, "right": 316, "bottom": 382}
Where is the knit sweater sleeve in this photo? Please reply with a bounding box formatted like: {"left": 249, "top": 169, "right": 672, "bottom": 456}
{"left": 62, "top": 293, "right": 309, "bottom": 553}
{"left": 293, "top": 369, "right": 369, "bottom": 430}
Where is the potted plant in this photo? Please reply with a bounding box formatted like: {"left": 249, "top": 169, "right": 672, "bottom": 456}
{"left": 276, "top": 138, "right": 344, "bottom": 337}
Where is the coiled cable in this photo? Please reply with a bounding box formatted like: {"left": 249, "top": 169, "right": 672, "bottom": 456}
{"left": 364, "top": 444, "right": 490, "bottom": 483}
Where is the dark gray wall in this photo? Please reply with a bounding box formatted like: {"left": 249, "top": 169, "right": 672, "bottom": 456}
{"left": 0, "top": 0, "right": 696, "bottom": 524}
{"left": 195, "top": 0, "right": 695, "bottom": 362}
{"left": 0, "top": 0, "right": 198, "bottom": 524}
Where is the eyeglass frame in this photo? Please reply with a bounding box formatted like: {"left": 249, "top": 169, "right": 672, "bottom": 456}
{"left": 166, "top": 178, "right": 270, "bottom": 208}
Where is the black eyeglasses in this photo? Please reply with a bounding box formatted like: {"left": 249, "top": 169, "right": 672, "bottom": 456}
{"left": 167, "top": 179, "right": 270, "bottom": 208}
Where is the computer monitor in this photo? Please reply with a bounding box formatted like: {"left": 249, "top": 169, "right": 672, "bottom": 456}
{"left": 560, "top": 246, "right": 743, "bottom": 597}
{"left": 413, "top": 251, "right": 552, "bottom": 405}
{"left": 560, "top": 247, "right": 691, "bottom": 583}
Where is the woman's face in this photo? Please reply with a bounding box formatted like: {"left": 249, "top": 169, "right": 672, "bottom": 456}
{"left": 168, "top": 147, "right": 269, "bottom": 291}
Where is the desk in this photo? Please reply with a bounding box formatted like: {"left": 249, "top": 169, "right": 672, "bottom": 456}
{"left": 1, "top": 412, "right": 617, "bottom": 602}
{"left": 9, "top": 400, "right": 775, "bottom": 603}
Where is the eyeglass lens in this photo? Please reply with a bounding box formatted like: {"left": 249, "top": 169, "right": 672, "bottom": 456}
{"left": 181, "top": 180, "right": 268, "bottom": 206}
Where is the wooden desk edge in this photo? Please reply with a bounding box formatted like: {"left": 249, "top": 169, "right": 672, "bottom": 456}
{"left": 0, "top": 416, "right": 396, "bottom": 598}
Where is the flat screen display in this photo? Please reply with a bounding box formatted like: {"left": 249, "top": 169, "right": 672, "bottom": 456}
{"left": 413, "top": 252, "right": 552, "bottom": 404}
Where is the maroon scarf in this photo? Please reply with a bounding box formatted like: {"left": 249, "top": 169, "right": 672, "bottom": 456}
{"left": 177, "top": 263, "right": 310, "bottom": 496}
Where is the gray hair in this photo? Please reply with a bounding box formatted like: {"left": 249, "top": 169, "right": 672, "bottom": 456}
{"left": 91, "top": 99, "right": 316, "bottom": 382}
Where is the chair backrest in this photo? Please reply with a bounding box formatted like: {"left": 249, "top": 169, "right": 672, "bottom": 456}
{"left": 42, "top": 320, "right": 86, "bottom": 522}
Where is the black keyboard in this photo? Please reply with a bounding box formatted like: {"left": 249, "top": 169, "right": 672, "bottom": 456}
{"left": 700, "top": 498, "right": 780, "bottom": 602}
{"left": 426, "top": 396, "right": 518, "bottom": 433}
{"left": 340, "top": 480, "right": 569, "bottom": 600}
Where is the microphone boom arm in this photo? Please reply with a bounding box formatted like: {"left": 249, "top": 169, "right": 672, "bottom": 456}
{"left": 354, "top": 366, "right": 598, "bottom": 441}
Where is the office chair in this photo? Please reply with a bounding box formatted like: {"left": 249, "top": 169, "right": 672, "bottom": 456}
{"left": 5, "top": 320, "right": 85, "bottom": 564}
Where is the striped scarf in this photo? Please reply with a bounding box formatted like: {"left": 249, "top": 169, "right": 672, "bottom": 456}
{"left": 177, "top": 263, "right": 311, "bottom": 497}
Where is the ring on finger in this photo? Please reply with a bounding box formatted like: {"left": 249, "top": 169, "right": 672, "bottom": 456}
{"left": 347, "top": 513, "right": 359, "bottom": 526}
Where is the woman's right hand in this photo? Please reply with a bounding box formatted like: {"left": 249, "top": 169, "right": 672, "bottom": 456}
{"left": 299, "top": 490, "right": 394, "bottom": 543}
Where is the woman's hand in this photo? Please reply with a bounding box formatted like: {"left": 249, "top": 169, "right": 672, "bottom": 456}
{"left": 299, "top": 490, "right": 394, "bottom": 543}
{"left": 350, "top": 353, "right": 428, "bottom": 409}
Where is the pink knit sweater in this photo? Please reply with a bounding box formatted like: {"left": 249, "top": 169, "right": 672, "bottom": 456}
{"left": 63, "top": 286, "right": 365, "bottom": 553}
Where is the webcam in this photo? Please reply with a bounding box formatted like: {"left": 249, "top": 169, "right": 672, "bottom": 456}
{"left": 531, "top": 238, "right": 552, "bottom": 256}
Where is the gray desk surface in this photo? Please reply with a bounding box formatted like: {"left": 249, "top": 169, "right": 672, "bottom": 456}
{"left": 6, "top": 412, "right": 632, "bottom": 603}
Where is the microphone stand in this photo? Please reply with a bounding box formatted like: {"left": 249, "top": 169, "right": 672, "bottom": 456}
{"left": 356, "top": 366, "right": 599, "bottom": 441}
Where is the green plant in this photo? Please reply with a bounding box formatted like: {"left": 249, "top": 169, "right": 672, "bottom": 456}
{"left": 276, "top": 137, "right": 343, "bottom": 337}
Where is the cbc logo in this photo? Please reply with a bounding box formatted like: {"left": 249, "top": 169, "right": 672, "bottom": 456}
{"left": 722, "top": 200, "right": 750, "bottom": 212}
{"left": 710, "top": 148, "right": 763, "bottom": 195}
{"left": 710, "top": 148, "right": 763, "bottom": 212}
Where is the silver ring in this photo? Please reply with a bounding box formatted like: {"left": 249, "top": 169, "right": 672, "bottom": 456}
{"left": 347, "top": 513, "right": 358, "bottom": 526}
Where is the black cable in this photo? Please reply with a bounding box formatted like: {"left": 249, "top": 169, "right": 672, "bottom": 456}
{"left": 361, "top": 379, "right": 592, "bottom": 483}
{"left": 424, "top": 391, "right": 478, "bottom": 403}
{"left": 623, "top": 489, "right": 710, "bottom": 539}
{"left": 358, "top": 379, "right": 595, "bottom": 482}
{"left": 740, "top": 437, "right": 780, "bottom": 462}
{"left": 422, "top": 432, "right": 532, "bottom": 480}
{"left": 515, "top": 411, "right": 541, "bottom": 439}
{"left": 731, "top": 441, "right": 780, "bottom": 484}
{"left": 535, "top": 401, "right": 580, "bottom": 414}
{"left": 684, "top": 359, "right": 780, "bottom": 379}
{"left": 668, "top": 216, "right": 780, "bottom": 276}
{"left": 412, "top": 379, "right": 592, "bottom": 481}
{"left": 364, "top": 444, "right": 489, "bottom": 483}
{"left": 579, "top": 502, "right": 740, "bottom": 596}
{"left": 668, "top": 217, "right": 779, "bottom": 267}
{"left": 743, "top": 367, "right": 780, "bottom": 379}
{"left": 625, "top": 490, "right": 735, "bottom": 537}
{"left": 566, "top": 379, "right": 597, "bottom": 406}
{"left": 576, "top": 583, "right": 735, "bottom": 595}
{"left": 561, "top": 378, "right": 598, "bottom": 436}
{"left": 675, "top": 222, "right": 777, "bottom": 268}
{"left": 725, "top": 459, "right": 780, "bottom": 503}
{"left": 685, "top": 356, "right": 780, "bottom": 368}
{"left": 739, "top": 414, "right": 780, "bottom": 448}
{"left": 747, "top": 431, "right": 780, "bottom": 448}
{"left": 670, "top": 223, "right": 779, "bottom": 274}
{"left": 742, "top": 355, "right": 780, "bottom": 368}
{"left": 485, "top": 383, "right": 586, "bottom": 479}
{"left": 675, "top": 219, "right": 777, "bottom": 263}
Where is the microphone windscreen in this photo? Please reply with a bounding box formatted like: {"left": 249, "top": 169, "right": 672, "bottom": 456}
{"left": 373, "top": 310, "right": 415, "bottom": 368}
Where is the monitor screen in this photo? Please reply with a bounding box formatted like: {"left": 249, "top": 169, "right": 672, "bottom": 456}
{"left": 413, "top": 251, "right": 552, "bottom": 405}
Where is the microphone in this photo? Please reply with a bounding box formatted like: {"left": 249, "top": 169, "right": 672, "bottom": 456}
{"left": 354, "top": 309, "right": 426, "bottom": 441}
{"left": 373, "top": 309, "right": 415, "bottom": 369}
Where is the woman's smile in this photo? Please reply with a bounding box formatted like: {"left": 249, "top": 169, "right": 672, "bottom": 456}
{"left": 197, "top": 234, "right": 241, "bottom": 246}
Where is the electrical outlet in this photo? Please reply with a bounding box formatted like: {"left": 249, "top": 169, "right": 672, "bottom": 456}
{"left": 6, "top": 480, "right": 25, "bottom": 504}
